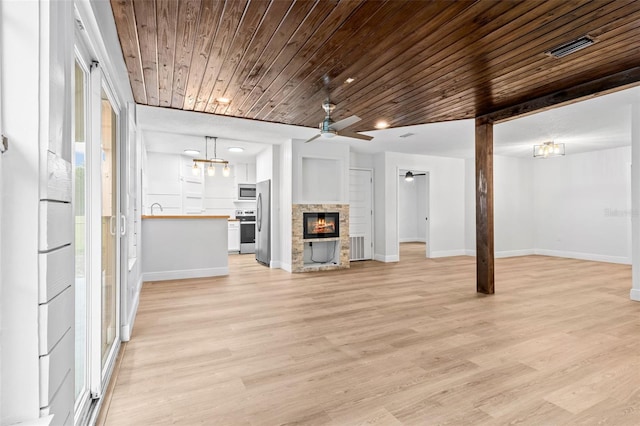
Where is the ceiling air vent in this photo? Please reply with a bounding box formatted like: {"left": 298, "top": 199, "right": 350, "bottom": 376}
{"left": 399, "top": 132, "right": 415, "bottom": 138}
{"left": 546, "top": 36, "right": 595, "bottom": 59}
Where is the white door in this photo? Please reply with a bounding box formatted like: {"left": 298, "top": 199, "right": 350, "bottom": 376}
{"left": 349, "top": 169, "right": 373, "bottom": 260}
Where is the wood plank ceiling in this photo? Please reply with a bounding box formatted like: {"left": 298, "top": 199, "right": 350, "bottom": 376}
{"left": 111, "top": 0, "right": 640, "bottom": 132}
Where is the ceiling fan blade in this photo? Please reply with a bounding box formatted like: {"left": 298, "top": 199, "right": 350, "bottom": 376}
{"left": 336, "top": 130, "right": 373, "bottom": 141}
{"left": 331, "top": 115, "right": 361, "bottom": 131}
{"left": 304, "top": 134, "right": 322, "bottom": 143}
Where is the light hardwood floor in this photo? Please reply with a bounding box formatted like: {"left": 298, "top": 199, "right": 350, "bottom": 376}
{"left": 100, "top": 244, "right": 639, "bottom": 425}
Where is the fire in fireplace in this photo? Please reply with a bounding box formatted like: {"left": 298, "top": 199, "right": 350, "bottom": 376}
{"left": 303, "top": 212, "right": 339, "bottom": 239}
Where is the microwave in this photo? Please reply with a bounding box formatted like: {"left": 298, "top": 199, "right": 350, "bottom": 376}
{"left": 238, "top": 184, "right": 256, "bottom": 200}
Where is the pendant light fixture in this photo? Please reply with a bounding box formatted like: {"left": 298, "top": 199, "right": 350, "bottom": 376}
{"left": 192, "top": 136, "right": 230, "bottom": 177}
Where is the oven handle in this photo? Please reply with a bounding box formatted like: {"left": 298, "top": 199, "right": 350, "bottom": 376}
{"left": 240, "top": 221, "right": 256, "bottom": 225}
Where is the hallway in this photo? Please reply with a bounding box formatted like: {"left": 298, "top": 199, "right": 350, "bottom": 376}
{"left": 99, "top": 247, "right": 638, "bottom": 425}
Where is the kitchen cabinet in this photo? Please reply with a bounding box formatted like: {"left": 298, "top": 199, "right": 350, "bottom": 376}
{"left": 228, "top": 220, "right": 240, "bottom": 252}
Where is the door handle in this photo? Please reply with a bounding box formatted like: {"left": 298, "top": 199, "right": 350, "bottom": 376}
{"left": 120, "top": 214, "right": 127, "bottom": 236}
{"left": 109, "top": 216, "right": 116, "bottom": 236}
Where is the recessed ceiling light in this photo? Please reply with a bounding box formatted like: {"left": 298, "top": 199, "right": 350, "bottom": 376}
{"left": 183, "top": 149, "right": 200, "bottom": 156}
{"left": 228, "top": 147, "right": 244, "bottom": 153}
{"left": 215, "top": 97, "right": 231, "bottom": 104}
{"left": 374, "top": 121, "right": 390, "bottom": 129}
{"left": 345, "top": 77, "right": 355, "bottom": 84}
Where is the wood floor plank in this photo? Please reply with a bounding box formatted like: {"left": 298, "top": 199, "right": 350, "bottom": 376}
{"left": 102, "top": 243, "right": 639, "bottom": 425}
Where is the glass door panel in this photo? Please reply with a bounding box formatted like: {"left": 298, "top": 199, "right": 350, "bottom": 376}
{"left": 74, "top": 59, "right": 88, "bottom": 403}
{"left": 100, "top": 89, "right": 117, "bottom": 367}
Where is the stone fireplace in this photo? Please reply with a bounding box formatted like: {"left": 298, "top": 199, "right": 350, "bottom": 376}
{"left": 292, "top": 204, "right": 349, "bottom": 272}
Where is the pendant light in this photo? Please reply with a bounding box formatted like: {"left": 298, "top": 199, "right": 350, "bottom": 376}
{"left": 192, "top": 136, "right": 230, "bottom": 177}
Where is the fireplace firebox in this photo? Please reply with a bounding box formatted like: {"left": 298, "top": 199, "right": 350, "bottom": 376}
{"left": 303, "top": 212, "right": 339, "bottom": 239}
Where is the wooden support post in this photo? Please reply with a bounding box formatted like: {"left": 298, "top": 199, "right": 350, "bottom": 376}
{"left": 475, "top": 117, "right": 494, "bottom": 294}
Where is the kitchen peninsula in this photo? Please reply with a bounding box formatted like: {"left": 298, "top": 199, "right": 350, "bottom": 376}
{"left": 141, "top": 215, "right": 229, "bottom": 281}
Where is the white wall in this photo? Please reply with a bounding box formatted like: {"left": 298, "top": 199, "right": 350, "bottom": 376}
{"left": 533, "top": 146, "right": 631, "bottom": 263}
{"left": 279, "top": 141, "right": 294, "bottom": 271}
{"left": 1, "top": 0, "right": 78, "bottom": 422}
{"left": 1, "top": 1, "right": 43, "bottom": 420}
{"left": 465, "top": 156, "right": 535, "bottom": 257}
{"left": 350, "top": 151, "right": 374, "bottom": 169}
{"left": 398, "top": 175, "right": 428, "bottom": 243}
{"left": 376, "top": 152, "right": 466, "bottom": 261}
{"left": 292, "top": 141, "right": 350, "bottom": 204}
{"left": 631, "top": 102, "right": 640, "bottom": 300}
{"left": 399, "top": 177, "right": 419, "bottom": 241}
{"left": 465, "top": 148, "right": 631, "bottom": 264}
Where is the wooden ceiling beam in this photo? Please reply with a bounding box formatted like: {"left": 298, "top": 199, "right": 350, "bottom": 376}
{"left": 482, "top": 66, "right": 640, "bottom": 123}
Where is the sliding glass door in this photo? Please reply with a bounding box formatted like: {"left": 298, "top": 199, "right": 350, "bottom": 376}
{"left": 73, "top": 39, "right": 122, "bottom": 421}
{"left": 100, "top": 88, "right": 119, "bottom": 368}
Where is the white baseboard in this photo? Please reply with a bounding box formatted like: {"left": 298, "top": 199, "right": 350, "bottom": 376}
{"left": 279, "top": 262, "right": 292, "bottom": 272}
{"left": 399, "top": 238, "right": 426, "bottom": 243}
{"left": 269, "top": 260, "right": 281, "bottom": 269}
{"left": 143, "top": 267, "right": 229, "bottom": 282}
{"left": 374, "top": 254, "right": 399, "bottom": 262}
{"left": 534, "top": 249, "right": 631, "bottom": 265}
{"left": 630, "top": 288, "right": 640, "bottom": 302}
{"left": 120, "top": 276, "right": 142, "bottom": 342}
{"left": 464, "top": 249, "right": 535, "bottom": 258}
{"left": 462, "top": 248, "right": 628, "bottom": 264}
{"left": 430, "top": 249, "right": 467, "bottom": 258}
{"left": 497, "top": 249, "right": 535, "bottom": 258}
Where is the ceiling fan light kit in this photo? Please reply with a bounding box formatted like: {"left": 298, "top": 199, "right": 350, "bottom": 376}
{"left": 304, "top": 99, "right": 374, "bottom": 143}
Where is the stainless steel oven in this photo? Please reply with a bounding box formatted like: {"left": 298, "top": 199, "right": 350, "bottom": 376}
{"left": 236, "top": 209, "right": 256, "bottom": 254}
{"left": 238, "top": 184, "right": 256, "bottom": 200}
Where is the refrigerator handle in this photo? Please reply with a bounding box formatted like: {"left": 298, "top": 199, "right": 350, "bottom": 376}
{"left": 257, "top": 193, "right": 262, "bottom": 232}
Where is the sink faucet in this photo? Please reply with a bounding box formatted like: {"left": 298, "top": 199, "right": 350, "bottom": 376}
{"left": 150, "top": 203, "right": 163, "bottom": 215}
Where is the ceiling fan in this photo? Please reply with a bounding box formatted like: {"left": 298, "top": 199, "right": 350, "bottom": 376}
{"left": 304, "top": 100, "right": 374, "bottom": 143}
{"left": 402, "top": 171, "right": 426, "bottom": 182}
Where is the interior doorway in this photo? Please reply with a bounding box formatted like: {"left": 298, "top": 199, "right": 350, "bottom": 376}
{"left": 398, "top": 169, "right": 430, "bottom": 261}
{"left": 349, "top": 168, "right": 373, "bottom": 260}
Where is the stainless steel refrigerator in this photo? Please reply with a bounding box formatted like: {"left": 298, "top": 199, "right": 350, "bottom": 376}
{"left": 256, "top": 179, "right": 271, "bottom": 266}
